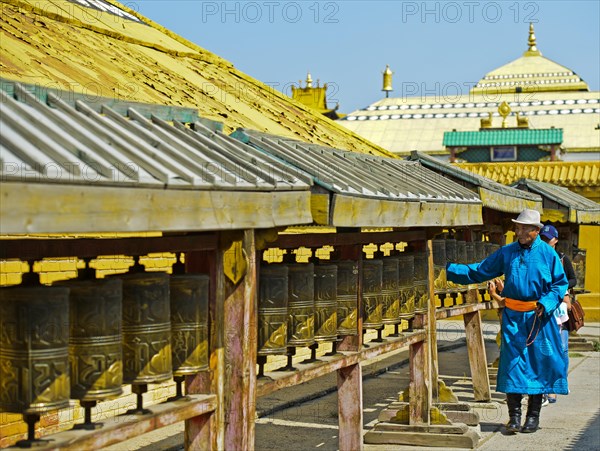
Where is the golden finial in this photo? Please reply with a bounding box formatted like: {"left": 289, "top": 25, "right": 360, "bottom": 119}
{"left": 306, "top": 72, "right": 313, "bottom": 88}
{"left": 498, "top": 101, "right": 511, "bottom": 128}
{"left": 382, "top": 65, "right": 393, "bottom": 98}
{"left": 523, "top": 23, "right": 542, "bottom": 57}
{"left": 516, "top": 112, "right": 529, "bottom": 128}
{"left": 480, "top": 112, "right": 493, "bottom": 129}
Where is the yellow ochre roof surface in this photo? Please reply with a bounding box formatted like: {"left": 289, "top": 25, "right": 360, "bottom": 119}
{"left": 0, "top": 0, "right": 394, "bottom": 157}
{"left": 456, "top": 161, "right": 600, "bottom": 189}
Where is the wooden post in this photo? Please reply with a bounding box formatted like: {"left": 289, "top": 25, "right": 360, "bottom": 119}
{"left": 338, "top": 363, "right": 363, "bottom": 450}
{"left": 463, "top": 310, "right": 491, "bottom": 401}
{"left": 409, "top": 339, "right": 430, "bottom": 425}
{"left": 185, "top": 249, "right": 222, "bottom": 450}
{"left": 426, "top": 239, "right": 439, "bottom": 401}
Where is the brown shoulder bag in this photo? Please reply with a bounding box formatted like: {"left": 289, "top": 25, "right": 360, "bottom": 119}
{"left": 566, "top": 298, "right": 585, "bottom": 332}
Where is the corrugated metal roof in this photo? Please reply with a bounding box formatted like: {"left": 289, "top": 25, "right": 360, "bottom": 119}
{"left": 0, "top": 0, "right": 394, "bottom": 158}
{"left": 407, "top": 151, "right": 542, "bottom": 214}
{"left": 513, "top": 179, "right": 600, "bottom": 224}
{"left": 0, "top": 84, "right": 313, "bottom": 233}
{"left": 443, "top": 129, "right": 563, "bottom": 147}
{"left": 232, "top": 129, "right": 483, "bottom": 228}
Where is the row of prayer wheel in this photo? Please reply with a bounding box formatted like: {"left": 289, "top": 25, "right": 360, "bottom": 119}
{"left": 432, "top": 239, "right": 501, "bottom": 295}
{"left": 257, "top": 252, "right": 429, "bottom": 356}
{"left": 0, "top": 263, "right": 209, "bottom": 432}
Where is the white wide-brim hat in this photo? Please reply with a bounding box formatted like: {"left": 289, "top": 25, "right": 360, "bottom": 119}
{"left": 511, "top": 209, "right": 543, "bottom": 228}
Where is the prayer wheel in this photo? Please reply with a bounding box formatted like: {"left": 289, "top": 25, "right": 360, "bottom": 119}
{"left": 286, "top": 263, "right": 315, "bottom": 347}
{"left": 465, "top": 242, "right": 475, "bottom": 263}
{"left": 257, "top": 265, "right": 289, "bottom": 356}
{"left": 362, "top": 259, "right": 383, "bottom": 329}
{"left": 456, "top": 241, "right": 468, "bottom": 264}
{"left": 398, "top": 253, "right": 416, "bottom": 319}
{"left": 381, "top": 257, "right": 401, "bottom": 324}
{"left": 313, "top": 265, "right": 338, "bottom": 342}
{"left": 120, "top": 271, "right": 172, "bottom": 385}
{"left": 412, "top": 251, "right": 429, "bottom": 314}
{"left": 445, "top": 238, "right": 457, "bottom": 263}
{"left": 170, "top": 274, "right": 209, "bottom": 375}
{"left": 59, "top": 278, "right": 123, "bottom": 402}
{"left": 334, "top": 261, "right": 358, "bottom": 335}
{"left": 475, "top": 241, "right": 487, "bottom": 261}
{"left": 432, "top": 239, "right": 447, "bottom": 294}
{"left": 0, "top": 285, "right": 70, "bottom": 415}
{"left": 485, "top": 242, "right": 495, "bottom": 258}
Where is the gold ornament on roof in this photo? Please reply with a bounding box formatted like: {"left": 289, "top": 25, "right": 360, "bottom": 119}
{"left": 306, "top": 72, "right": 313, "bottom": 88}
{"left": 480, "top": 112, "right": 493, "bottom": 129}
{"left": 498, "top": 101, "right": 511, "bottom": 128}
{"left": 523, "top": 23, "right": 542, "bottom": 57}
{"left": 382, "top": 65, "right": 393, "bottom": 97}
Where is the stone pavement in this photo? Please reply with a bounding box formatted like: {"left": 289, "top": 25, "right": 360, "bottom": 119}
{"left": 105, "top": 321, "right": 600, "bottom": 450}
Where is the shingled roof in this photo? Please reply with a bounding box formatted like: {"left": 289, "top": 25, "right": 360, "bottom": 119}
{"left": 0, "top": 0, "right": 394, "bottom": 157}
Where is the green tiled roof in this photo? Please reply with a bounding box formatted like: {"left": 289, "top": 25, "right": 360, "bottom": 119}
{"left": 443, "top": 128, "right": 563, "bottom": 146}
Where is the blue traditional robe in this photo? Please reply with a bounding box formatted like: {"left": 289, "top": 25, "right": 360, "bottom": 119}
{"left": 446, "top": 236, "right": 569, "bottom": 395}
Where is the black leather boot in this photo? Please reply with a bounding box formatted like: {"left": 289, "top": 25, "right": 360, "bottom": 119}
{"left": 522, "top": 394, "right": 543, "bottom": 433}
{"left": 505, "top": 393, "right": 522, "bottom": 433}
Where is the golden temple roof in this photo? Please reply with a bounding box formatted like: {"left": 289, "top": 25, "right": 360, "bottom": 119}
{"left": 0, "top": 0, "right": 392, "bottom": 157}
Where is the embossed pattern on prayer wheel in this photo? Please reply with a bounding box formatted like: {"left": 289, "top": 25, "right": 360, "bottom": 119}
{"left": 413, "top": 251, "right": 429, "bottom": 314}
{"left": 59, "top": 278, "right": 123, "bottom": 401}
{"left": 287, "top": 263, "right": 315, "bottom": 347}
{"left": 120, "top": 272, "right": 172, "bottom": 385}
{"left": 398, "top": 253, "right": 416, "bottom": 319}
{"left": 170, "top": 274, "right": 209, "bottom": 375}
{"left": 0, "top": 286, "right": 70, "bottom": 414}
{"left": 432, "top": 239, "right": 447, "bottom": 294}
{"left": 258, "top": 265, "right": 289, "bottom": 356}
{"left": 381, "top": 257, "right": 401, "bottom": 324}
{"left": 475, "top": 241, "right": 487, "bottom": 262}
{"left": 334, "top": 261, "right": 358, "bottom": 335}
{"left": 362, "top": 259, "right": 383, "bottom": 329}
{"left": 314, "top": 265, "right": 338, "bottom": 342}
{"left": 456, "top": 241, "right": 467, "bottom": 264}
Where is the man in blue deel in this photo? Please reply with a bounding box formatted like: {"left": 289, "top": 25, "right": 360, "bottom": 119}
{"left": 446, "top": 209, "right": 568, "bottom": 434}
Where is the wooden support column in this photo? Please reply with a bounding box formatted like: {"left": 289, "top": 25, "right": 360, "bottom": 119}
{"left": 463, "top": 310, "right": 491, "bottom": 401}
{"left": 185, "top": 249, "right": 221, "bottom": 450}
{"left": 338, "top": 363, "right": 363, "bottom": 451}
{"left": 222, "top": 230, "right": 258, "bottom": 450}
{"left": 426, "top": 239, "right": 439, "bottom": 401}
{"left": 408, "top": 339, "right": 430, "bottom": 425}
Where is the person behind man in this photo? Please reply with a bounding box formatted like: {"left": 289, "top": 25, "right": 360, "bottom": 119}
{"left": 446, "top": 209, "right": 568, "bottom": 434}
{"left": 540, "top": 224, "right": 577, "bottom": 405}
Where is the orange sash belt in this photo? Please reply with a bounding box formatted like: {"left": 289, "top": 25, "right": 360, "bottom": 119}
{"left": 505, "top": 297, "right": 538, "bottom": 312}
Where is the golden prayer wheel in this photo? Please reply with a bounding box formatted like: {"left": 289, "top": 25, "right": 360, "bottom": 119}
{"left": 120, "top": 272, "right": 172, "bottom": 385}
{"left": 58, "top": 278, "right": 123, "bottom": 401}
{"left": 381, "top": 257, "right": 401, "bottom": 324}
{"left": 432, "top": 239, "right": 447, "bottom": 294}
{"left": 398, "top": 253, "right": 416, "bottom": 319}
{"left": 287, "top": 263, "right": 315, "bottom": 347}
{"left": 334, "top": 261, "right": 358, "bottom": 336}
{"left": 456, "top": 241, "right": 467, "bottom": 264}
{"left": 170, "top": 274, "right": 209, "bottom": 375}
{"left": 412, "top": 251, "right": 429, "bottom": 314}
{"left": 362, "top": 259, "right": 383, "bottom": 329}
{"left": 313, "top": 265, "right": 338, "bottom": 342}
{"left": 0, "top": 285, "right": 70, "bottom": 414}
{"left": 465, "top": 242, "right": 475, "bottom": 263}
{"left": 258, "top": 265, "right": 289, "bottom": 356}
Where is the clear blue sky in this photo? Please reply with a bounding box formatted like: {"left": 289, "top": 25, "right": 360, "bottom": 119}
{"left": 135, "top": 1, "right": 600, "bottom": 114}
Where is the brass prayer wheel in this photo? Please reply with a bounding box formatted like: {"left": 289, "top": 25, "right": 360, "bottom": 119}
{"left": 381, "top": 257, "right": 401, "bottom": 324}
{"left": 286, "top": 263, "right": 315, "bottom": 347}
{"left": 445, "top": 239, "right": 457, "bottom": 263}
{"left": 258, "top": 265, "right": 289, "bottom": 356}
{"left": 362, "top": 259, "right": 383, "bottom": 329}
{"left": 432, "top": 239, "right": 447, "bottom": 294}
{"left": 170, "top": 274, "right": 209, "bottom": 375}
{"left": 475, "top": 241, "right": 487, "bottom": 261}
{"left": 119, "top": 272, "right": 172, "bottom": 385}
{"left": 398, "top": 253, "right": 416, "bottom": 319}
{"left": 334, "top": 261, "right": 358, "bottom": 335}
{"left": 456, "top": 241, "right": 467, "bottom": 264}
{"left": 465, "top": 242, "right": 475, "bottom": 263}
{"left": 313, "top": 265, "right": 338, "bottom": 342}
{"left": 485, "top": 242, "right": 495, "bottom": 258}
{"left": 412, "top": 251, "right": 429, "bottom": 314}
{"left": 0, "top": 285, "right": 70, "bottom": 414}
{"left": 58, "top": 278, "right": 123, "bottom": 401}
